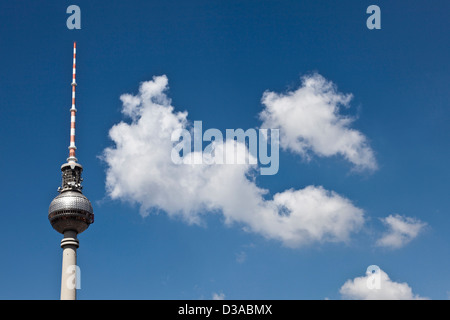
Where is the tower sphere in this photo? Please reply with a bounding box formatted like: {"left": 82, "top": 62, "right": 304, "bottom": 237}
{"left": 48, "top": 190, "right": 94, "bottom": 234}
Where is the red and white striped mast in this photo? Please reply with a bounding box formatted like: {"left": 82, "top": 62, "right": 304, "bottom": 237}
{"left": 68, "top": 41, "right": 78, "bottom": 163}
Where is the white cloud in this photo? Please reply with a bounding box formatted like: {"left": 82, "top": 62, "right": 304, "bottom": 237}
{"left": 260, "top": 73, "right": 377, "bottom": 171}
{"left": 376, "top": 214, "right": 427, "bottom": 249}
{"left": 235, "top": 251, "right": 247, "bottom": 264}
{"left": 103, "top": 75, "right": 365, "bottom": 247}
{"left": 340, "top": 267, "right": 428, "bottom": 300}
{"left": 212, "top": 292, "right": 225, "bottom": 300}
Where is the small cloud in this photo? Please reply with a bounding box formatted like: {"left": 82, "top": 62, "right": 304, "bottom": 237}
{"left": 339, "top": 267, "right": 428, "bottom": 300}
{"left": 235, "top": 251, "right": 247, "bottom": 264}
{"left": 212, "top": 292, "right": 225, "bottom": 300}
{"left": 259, "top": 73, "right": 377, "bottom": 171}
{"left": 376, "top": 214, "right": 427, "bottom": 249}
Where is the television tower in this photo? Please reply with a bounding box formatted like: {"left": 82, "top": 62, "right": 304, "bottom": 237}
{"left": 48, "top": 42, "right": 94, "bottom": 300}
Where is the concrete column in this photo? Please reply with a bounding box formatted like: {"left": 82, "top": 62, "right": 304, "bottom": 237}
{"left": 60, "top": 230, "right": 79, "bottom": 300}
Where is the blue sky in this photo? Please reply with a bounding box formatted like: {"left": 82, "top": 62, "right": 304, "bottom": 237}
{"left": 0, "top": 0, "right": 449, "bottom": 299}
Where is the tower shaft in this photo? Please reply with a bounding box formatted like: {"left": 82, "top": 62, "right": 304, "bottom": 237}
{"left": 60, "top": 230, "right": 79, "bottom": 300}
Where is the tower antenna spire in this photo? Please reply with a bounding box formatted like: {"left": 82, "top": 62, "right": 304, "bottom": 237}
{"left": 68, "top": 41, "right": 77, "bottom": 163}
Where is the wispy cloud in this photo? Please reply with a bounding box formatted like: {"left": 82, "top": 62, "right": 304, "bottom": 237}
{"left": 212, "top": 292, "right": 225, "bottom": 300}
{"left": 102, "top": 75, "right": 365, "bottom": 247}
{"left": 376, "top": 214, "right": 427, "bottom": 249}
{"left": 260, "top": 73, "right": 377, "bottom": 171}
{"left": 235, "top": 251, "right": 247, "bottom": 264}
